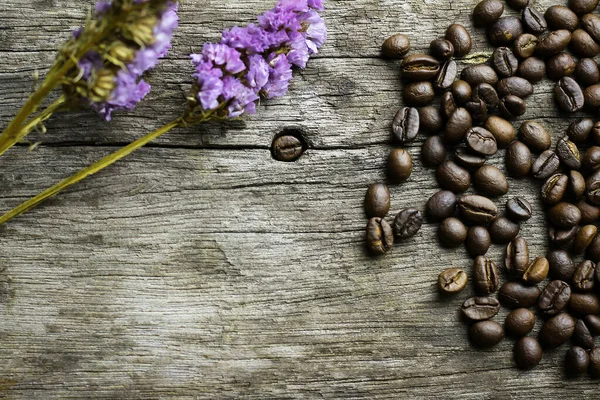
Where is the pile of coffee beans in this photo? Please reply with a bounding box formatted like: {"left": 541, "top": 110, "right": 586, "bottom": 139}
{"left": 370, "top": 0, "right": 600, "bottom": 377}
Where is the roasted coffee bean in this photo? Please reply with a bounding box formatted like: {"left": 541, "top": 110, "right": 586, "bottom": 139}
{"left": 365, "top": 183, "right": 391, "bottom": 218}
{"left": 568, "top": 118, "right": 594, "bottom": 142}
{"left": 485, "top": 116, "right": 514, "bottom": 149}
{"left": 545, "top": 5, "right": 579, "bottom": 31}
{"left": 505, "top": 308, "right": 535, "bottom": 337}
{"left": 571, "top": 29, "right": 600, "bottom": 57}
{"left": 582, "top": 146, "right": 600, "bottom": 172}
{"left": 492, "top": 47, "right": 518, "bottom": 77}
{"left": 506, "top": 197, "right": 532, "bottom": 222}
{"left": 546, "top": 52, "right": 577, "bottom": 80}
{"left": 523, "top": 257, "right": 550, "bottom": 285}
{"left": 506, "top": 141, "right": 533, "bottom": 178}
{"left": 519, "top": 121, "right": 551, "bottom": 152}
{"left": 461, "top": 64, "right": 499, "bottom": 86}
{"left": 574, "top": 58, "right": 600, "bottom": 87}
{"left": 438, "top": 217, "right": 468, "bottom": 247}
{"left": 473, "top": 83, "right": 499, "bottom": 109}
{"left": 470, "top": 320, "right": 504, "bottom": 348}
{"left": 540, "top": 313, "right": 575, "bottom": 348}
{"left": 584, "top": 84, "right": 600, "bottom": 111}
{"left": 429, "top": 38, "right": 454, "bottom": 60}
{"left": 499, "top": 95, "right": 526, "bottom": 119}
{"left": 566, "top": 346, "right": 590, "bottom": 376}
{"left": 569, "top": 170, "right": 586, "bottom": 200}
{"left": 576, "top": 199, "right": 600, "bottom": 223}
{"left": 473, "top": 255, "right": 498, "bottom": 293}
{"left": 539, "top": 280, "right": 572, "bottom": 315}
{"left": 382, "top": 33, "right": 411, "bottom": 59}
{"left": 582, "top": 13, "right": 600, "bottom": 42}
{"left": 489, "top": 217, "right": 519, "bottom": 244}
{"left": 272, "top": 133, "right": 305, "bottom": 163}
{"left": 593, "top": 122, "right": 600, "bottom": 145}
{"left": 499, "top": 281, "right": 540, "bottom": 308}
{"left": 548, "top": 202, "right": 582, "bottom": 228}
{"left": 401, "top": 54, "right": 440, "bottom": 81}
{"left": 393, "top": 208, "right": 423, "bottom": 239}
{"left": 426, "top": 190, "right": 457, "bottom": 222}
{"left": 556, "top": 136, "right": 581, "bottom": 170}
{"left": 514, "top": 34, "right": 538, "bottom": 58}
{"left": 462, "top": 296, "right": 500, "bottom": 320}
{"left": 569, "top": 0, "right": 599, "bottom": 16}
{"left": 591, "top": 348, "right": 600, "bottom": 377}
{"left": 466, "top": 127, "right": 498, "bottom": 156}
{"left": 573, "top": 225, "right": 598, "bottom": 254}
{"left": 454, "top": 148, "right": 486, "bottom": 170}
{"left": 441, "top": 91, "right": 458, "bottom": 119}
{"left": 458, "top": 195, "right": 498, "bottom": 225}
{"left": 541, "top": 173, "right": 568, "bottom": 205}
{"left": 573, "top": 320, "right": 595, "bottom": 349}
{"left": 488, "top": 17, "right": 523, "bottom": 46}
{"left": 532, "top": 150, "right": 560, "bottom": 179}
{"left": 518, "top": 57, "right": 546, "bottom": 82}
{"left": 556, "top": 76, "right": 584, "bottom": 112}
{"left": 514, "top": 337, "right": 543, "bottom": 370}
{"left": 465, "top": 99, "right": 488, "bottom": 124}
{"left": 536, "top": 30, "right": 572, "bottom": 56}
{"left": 573, "top": 260, "right": 596, "bottom": 291}
{"left": 392, "top": 107, "right": 419, "bottom": 144}
{"left": 549, "top": 226, "right": 579, "bottom": 247}
{"left": 438, "top": 268, "right": 468, "bottom": 293}
{"left": 473, "top": 165, "right": 508, "bottom": 197}
{"left": 547, "top": 249, "right": 576, "bottom": 280}
{"left": 387, "top": 148, "right": 413, "bottom": 182}
{"left": 436, "top": 161, "right": 471, "bottom": 193}
{"left": 570, "top": 292, "right": 600, "bottom": 315}
{"left": 366, "top": 217, "right": 394, "bottom": 255}
{"left": 523, "top": 6, "right": 547, "bottom": 34}
{"left": 473, "top": 0, "right": 504, "bottom": 26}
{"left": 451, "top": 80, "right": 472, "bottom": 104}
{"left": 403, "top": 81, "right": 435, "bottom": 106}
{"left": 435, "top": 60, "right": 457, "bottom": 90}
{"left": 418, "top": 106, "right": 443, "bottom": 134}
{"left": 444, "top": 108, "right": 472, "bottom": 144}
{"left": 467, "top": 226, "right": 492, "bottom": 257}
{"left": 445, "top": 24, "right": 472, "bottom": 56}
{"left": 506, "top": 0, "right": 528, "bottom": 9}
{"left": 421, "top": 136, "right": 446, "bottom": 168}
{"left": 506, "top": 237, "right": 530, "bottom": 276}
{"left": 584, "top": 315, "right": 600, "bottom": 335}
{"left": 586, "top": 169, "right": 600, "bottom": 205}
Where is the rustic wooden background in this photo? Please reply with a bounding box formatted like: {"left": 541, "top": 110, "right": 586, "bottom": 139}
{"left": 0, "top": 0, "right": 598, "bottom": 398}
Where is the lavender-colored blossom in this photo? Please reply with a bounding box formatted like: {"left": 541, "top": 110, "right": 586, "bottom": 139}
{"left": 92, "top": 71, "right": 152, "bottom": 120}
{"left": 246, "top": 55, "right": 270, "bottom": 90}
{"left": 202, "top": 43, "right": 246, "bottom": 74}
{"left": 262, "top": 53, "right": 293, "bottom": 99}
{"left": 300, "top": 10, "right": 327, "bottom": 54}
{"left": 286, "top": 30, "right": 310, "bottom": 68}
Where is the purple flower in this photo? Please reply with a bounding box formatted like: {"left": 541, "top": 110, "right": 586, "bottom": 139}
{"left": 286, "top": 31, "right": 310, "bottom": 68}
{"left": 94, "top": 70, "right": 152, "bottom": 121}
{"left": 300, "top": 10, "right": 327, "bottom": 54}
{"left": 262, "top": 53, "right": 293, "bottom": 99}
{"left": 202, "top": 43, "right": 246, "bottom": 74}
{"left": 246, "top": 54, "right": 270, "bottom": 90}
{"left": 95, "top": 1, "right": 111, "bottom": 14}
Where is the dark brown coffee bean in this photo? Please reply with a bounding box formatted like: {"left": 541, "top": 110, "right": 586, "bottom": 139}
{"left": 366, "top": 217, "right": 394, "bottom": 255}
{"left": 518, "top": 57, "right": 546, "bottom": 82}
{"left": 441, "top": 91, "right": 458, "bottom": 119}
{"left": 462, "top": 296, "right": 500, "bottom": 320}
{"left": 401, "top": 54, "right": 440, "bottom": 81}
{"left": 403, "top": 81, "right": 435, "bottom": 106}
{"left": 461, "top": 64, "right": 499, "bottom": 86}
{"left": 451, "top": 80, "right": 472, "bottom": 105}
{"left": 436, "top": 161, "right": 471, "bottom": 193}
{"left": 586, "top": 169, "right": 600, "bottom": 205}
{"left": 556, "top": 136, "right": 581, "bottom": 170}
{"left": 429, "top": 38, "right": 454, "bottom": 60}
{"left": 393, "top": 208, "right": 423, "bottom": 240}
{"left": 492, "top": 47, "right": 518, "bottom": 77}
{"left": 445, "top": 24, "right": 472, "bottom": 56}
{"left": 584, "top": 84, "right": 600, "bottom": 111}
{"left": 444, "top": 108, "right": 472, "bottom": 144}
{"left": 387, "top": 148, "right": 413, "bottom": 182}
{"left": 571, "top": 29, "right": 600, "bottom": 57}
{"left": 489, "top": 217, "right": 520, "bottom": 244}
{"left": 514, "top": 337, "right": 543, "bottom": 370}
{"left": 566, "top": 346, "right": 590, "bottom": 375}
{"left": 519, "top": 121, "right": 551, "bottom": 153}
{"left": 568, "top": 118, "right": 594, "bottom": 142}
{"left": 499, "top": 281, "right": 541, "bottom": 308}
{"left": 584, "top": 315, "right": 600, "bottom": 335}
{"left": 365, "top": 183, "right": 391, "bottom": 218}
{"left": 542, "top": 174, "right": 568, "bottom": 205}
{"left": 576, "top": 199, "right": 600, "bottom": 223}
{"left": 539, "top": 280, "right": 572, "bottom": 315}
{"left": 382, "top": 33, "right": 411, "bottom": 59}
{"left": 573, "top": 260, "right": 596, "bottom": 291}
{"left": 465, "top": 127, "right": 498, "bottom": 156}
{"left": 570, "top": 292, "right": 600, "bottom": 315}
{"left": 569, "top": 0, "right": 599, "bottom": 16}
{"left": 421, "top": 136, "right": 446, "bottom": 168}
{"left": 539, "top": 313, "right": 575, "bottom": 348}
{"left": 435, "top": 60, "right": 457, "bottom": 90}
{"left": 523, "top": 6, "right": 547, "bottom": 34}
{"left": 506, "top": 197, "right": 532, "bottom": 222}
{"left": 523, "top": 257, "right": 550, "bottom": 284}
{"left": 593, "top": 122, "right": 600, "bottom": 145}
{"left": 570, "top": 170, "right": 586, "bottom": 199}
{"left": 465, "top": 99, "right": 488, "bottom": 124}
{"left": 545, "top": 5, "right": 579, "bottom": 31}
{"left": 499, "top": 95, "right": 526, "bottom": 119}
{"left": 473, "top": 255, "right": 498, "bottom": 293}
{"left": 418, "top": 106, "right": 443, "bottom": 134}
{"left": 574, "top": 58, "right": 600, "bottom": 87}
{"left": 272, "top": 135, "right": 304, "bottom": 162}
{"left": 549, "top": 226, "right": 579, "bottom": 247}
{"left": 547, "top": 249, "right": 575, "bottom": 280}
{"left": 392, "top": 107, "right": 419, "bottom": 144}
{"left": 582, "top": 13, "right": 600, "bottom": 42}
{"left": 536, "top": 30, "right": 572, "bottom": 56}
{"left": 488, "top": 16, "right": 524, "bottom": 46}
{"left": 514, "top": 34, "right": 538, "bottom": 58}
{"left": 582, "top": 146, "right": 600, "bottom": 172}
{"left": 591, "top": 348, "right": 600, "bottom": 378}
{"left": 438, "top": 268, "right": 468, "bottom": 294}
{"left": 548, "top": 202, "right": 582, "bottom": 228}
{"left": 473, "top": 0, "right": 504, "bottom": 26}
{"left": 506, "top": 0, "right": 528, "bottom": 9}
{"left": 473, "top": 165, "right": 507, "bottom": 197}
{"left": 467, "top": 227, "right": 492, "bottom": 257}
{"left": 473, "top": 83, "right": 500, "bottom": 109}
{"left": 470, "top": 320, "right": 505, "bottom": 348}
{"left": 506, "top": 141, "right": 532, "bottom": 177}
{"left": 426, "top": 190, "right": 457, "bottom": 222}
{"left": 454, "top": 148, "right": 486, "bottom": 170}
{"left": 497, "top": 77, "right": 534, "bottom": 98}
{"left": 556, "top": 77, "right": 584, "bottom": 112}
{"left": 546, "top": 52, "right": 577, "bottom": 80}
{"left": 532, "top": 150, "right": 560, "bottom": 179}
{"left": 484, "top": 116, "right": 514, "bottom": 148}
{"left": 573, "top": 319, "right": 595, "bottom": 349}
{"left": 505, "top": 308, "right": 535, "bottom": 337}
{"left": 458, "top": 195, "right": 498, "bottom": 225}
{"left": 438, "top": 217, "right": 468, "bottom": 248}
{"left": 573, "top": 225, "right": 598, "bottom": 254}
{"left": 506, "top": 237, "right": 530, "bottom": 276}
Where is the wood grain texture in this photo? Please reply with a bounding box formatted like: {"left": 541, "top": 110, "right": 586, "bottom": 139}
{"left": 0, "top": 0, "right": 598, "bottom": 398}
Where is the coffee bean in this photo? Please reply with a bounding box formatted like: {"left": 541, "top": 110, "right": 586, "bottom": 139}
{"left": 582, "top": 13, "right": 600, "bottom": 42}
{"left": 421, "top": 136, "right": 446, "bottom": 168}
{"left": 523, "top": 6, "right": 547, "bottom": 34}
{"left": 454, "top": 148, "right": 487, "bottom": 170}
{"left": 393, "top": 208, "right": 423, "bottom": 240}
{"left": 514, "top": 337, "right": 543, "bottom": 370}
{"left": 514, "top": 34, "right": 539, "bottom": 58}
{"left": 506, "top": 0, "right": 528, "bottom": 9}
{"left": 467, "top": 227, "right": 492, "bottom": 257}
{"left": 438, "top": 217, "right": 468, "bottom": 247}
{"left": 582, "top": 146, "right": 600, "bottom": 172}
{"left": 473, "top": 165, "right": 508, "bottom": 197}
{"left": 548, "top": 225, "right": 579, "bottom": 247}
{"left": 576, "top": 199, "right": 600, "bottom": 223}
{"left": 489, "top": 217, "right": 520, "bottom": 244}
{"left": 272, "top": 135, "right": 305, "bottom": 162}
{"left": 506, "top": 141, "right": 533, "bottom": 178}
{"left": 569, "top": 0, "right": 599, "bottom": 16}
{"left": 539, "top": 313, "right": 575, "bottom": 348}
{"left": 392, "top": 107, "right": 419, "bottom": 144}
{"left": 506, "top": 197, "right": 532, "bottom": 222}
{"left": 366, "top": 217, "right": 394, "bottom": 255}
{"left": 465, "top": 99, "right": 488, "bottom": 124}
{"left": 586, "top": 169, "right": 600, "bottom": 205}
{"left": 426, "top": 190, "right": 457, "bottom": 222}
{"left": 545, "top": 5, "right": 579, "bottom": 31}
{"left": 570, "top": 292, "right": 600, "bottom": 315}
{"left": 401, "top": 54, "right": 441, "bottom": 81}
{"left": 539, "top": 280, "right": 572, "bottom": 315}
{"left": 499, "top": 95, "right": 526, "bottom": 119}
{"left": 429, "top": 38, "right": 454, "bottom": 60}
{"left": 568, "top": 118, "right": 594, "bottom": 142}
{"left": 417, "top": 107, "right": 441, "bottom": 135}
{"left": 573, "top": 260, "right": 596, "bottom": 291}
{"left": 473, "top": 83, "right": 500, "bottom": 109}
{"left": 566, "top": 346, "right": 590, "bottom": 376}
{"left": 506, "top": 237, "right": 529, "bottom": 276}
{"left": 436, "top": 161, "right": 471, "bottom": 193}
{"left": 473, "top": 255, "right": 498, "bottom": 293}
{"left": 555, "top": 76, "right": 585, "bottom": 112}
{"left": 542, "top": 174, "right": 568, "bottom": 205}
{"left": 444, "top": 108, "right": 472, "bottom": 144}
{"left": 382, "top": 33, "right": 411, "bottom": 59}
{"left": 466, "top": 127, "right": 498, "bottom": 156}
{"left": 438, "top": 268, "right": 468, "bottom": 293}
{"left": 365, "top": 183, "right": 391, "bottom": 218}
{"left": 485, "top": 116, "right": 514, "bottom": 148}
{"left": 461, "top": 64, "right": 499, "bottom": 86}
{"left": 546, "top": 52, "right": 577, "bottom": 80}
{"left": 570, "top": 170, "right": 586, "bottom": 199}
{"left": 591, "top": 348, "right": 600, "bottom": 378}
{"left": 445, "top": 24, "right": 472, "bottom": 56}
{"left": 584, "top": 84, "right": 600, "bottom": 111}
{"left": 441, "top": 91, "right": 458, "bottom": 119}
{"left": 458, "top": 195, "right": 498, "bottom": 225}
{"left": 519, "top": 121, "right": 551, "bottom": 153}
{"left": 574, "top": 58, "right": 600, "bottom": 87}
{"left": 532, "top": 150, "right": 560, "bottom": 179}
{"left": 435, "top": 60, "right": 457, "bottom": 90}
{"left": 571, "top": 29, "right": 600, "bottom": 57}
{"left": 473, "top": 0, "right": 504, "bottom": 26}
{"left": 488, "top": 17, "right": 523, "bottom": 46}
{"left": 584, "top": 314, "right": 600, "bottom": 335}
{"left": 518, "top": 57, "right": 546, "bottom": 82}
{"left": 470, "top": 320, "right": 504, "bottom": 348}
{"left": 505, "top": 308, "right": 535, "bottom": 337}
{"left": 536, "top": 30, "right": 572, "bottom": 56}
{"left": 592, "top": 122, "right": 600, "bottom": 145}
{"left": 573, "top": 319, "right": 595, "bottom": 349}
{"left": 499, "top": 78, "right": 534, "bottom": 99}
{"left": 451, "top": 80, "right": 472, "bottom": 104}
{"left": 387, "top": 148, "right": 413, "bottom": 182}
{"left": 573, "top": 225, "right": 598, "bottom": 254}
{"left": 547, "top": 249, "right": 576, "bottom": 280}
{"left": 462, "top": 296, "right": 500, "bottom": 320}
{"left": 492, "top": 47, "right": 518, "bottom": 77}
{"left": 499, "top": 281, "right": 541, "bottom": 308}
{"left": 548, "top": 202, "right": 582, "bottom": 228}
{"left": 403, "top": 81, "right": 435, "bottom": 106}
{"left": 523, "top": 257, "right": 550, "bottom": 284}
{"left": 556, "top": 136, "right": 581, "bottom": 170}
{"left": 591, "top": 232, "right": 600, "bottom": 261}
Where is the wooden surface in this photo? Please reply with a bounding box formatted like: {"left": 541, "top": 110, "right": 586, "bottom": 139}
{"left": 0, "top": 0, "right": 598, "bottom": 398}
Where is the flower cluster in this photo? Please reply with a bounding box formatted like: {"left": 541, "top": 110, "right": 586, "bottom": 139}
{"left": 191, "top": 0, "right": 327, "bottom": 119}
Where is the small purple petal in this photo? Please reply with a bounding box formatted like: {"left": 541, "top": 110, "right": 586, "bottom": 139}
{"left": 247, "top": 54, "right": 270, "bottom": 90}
{"left": 286, "top": 31, "right": 310, "bottom": 68}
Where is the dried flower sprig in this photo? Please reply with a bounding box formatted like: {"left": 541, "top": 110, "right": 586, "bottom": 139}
{"left": 0, "top": 0, "right": 327, "bottom": 225}
{"left": 0, "top": 0, "right": 178, "bottom": 157}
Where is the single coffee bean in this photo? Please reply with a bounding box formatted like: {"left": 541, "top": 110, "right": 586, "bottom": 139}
{"left": 545, "top": 5, "right": 579, "bottom": 31}
{"left": 514, "top": 33, "right": 538, "bottom": 58}
{"left": 592, "top": 122, "right": 600, "bottom": 145}
{"left": 418, "top": 106, "right": 444, "bottom": 134}
{"left": 467, "top": 227, "right": 492, "bottom": 257}
{"left": 426, "top": 190, "right": 457, "bottom": 222}
{"left": 438, "top": 217, "right": 468, "bottom": 248}
{"left": 462, "top": 296, "right": 500, "bottom": 320}
{"left": 518, "top": 57, "right": 546, "bottom": 82}
{"left": 555, "top": 76, "right": 585, "bottom": 112}
{"left": 539, "top": 313, "right": 575, "bottom": 348}
{"left": 444, "top": 108, "right": 472, "bottom": 144}
{"left": 429, "top": 38, "right": 454, "bottom": 60}
{"left": 569, "top": 170, "right": 586, "bottom": 200}
{"left": 485, "top": 116, "right": 514, "bottom": 148}
{"left": 473, "top": 255, "right": 499, "bottom": 293}
{"left": 473, "top": 165, "right": 507, "bottom": 197}
{"left": 492, "top": 47, "right": 518, "bottom": 77}
{"left": 403, "top": 81, "right": 435, "bottom": 107}
{"left": 536, "top": 30, "right": 572, "bottom": 56}
{"left": 366, "top": 217, "right": 394, "bottom": 255}
{"left": 465, "top": 99, "right": 488, "bottom": 124}
{"left": 451, "top": 80, "right": 472, "bottom": 105}
{"left": 582, "top": 146, "right": 600, "bottom": 172}
{"left": 461, "top": 64, "right": 499, "bottom": 86}
{"left": 470, "top": 320, "right": 505, "bottom": 348}
{"left": 441, "top": 91, "right": 457, "bottom": 119}
{"left": 573, "top": 260, "right": 596, "bottom": 291}
{"left": 591, "top": 348, "right": 600, "bottom": 378}
{"left": 497, "top": 77, "right": 534, "bottom": 99}
{"left": 568, "top": 118, "right": 594, "bottom": 142}
{"left": 566, "top": 346, "right": 590, "bottom": 376}
{"left": 473, "top": 0, "right": 504, "bottom": 26}
{"left": 584, "top": 83, "right": 600, "bottom": 111}
{"left": 365, "top": 183, "right": 391, "bottom": 218}
{"left": 458, "top": 195, "right": 498, "bottom": 225}
{"left": 574, "top": 58, "right": 600, "bottom": 87}
{"left": 556, "top": 136, "right": 581, "bottom": 170}
{"left": 499, "top": 281, "right": 541, "bottom": 308}
{"left": 582, "top": 13, "right": 600, "bottom": 42}
{"left": 571, "top": 28, "right": 600, "bottom": 57}
{"left": 499, "top": 95, "right": 526, "bottom": 119}
{"left": 547, "top": 249, "right": 575, "bottom": 280}
{"left": 514, "top": 337, "right": 543, "bottom": 370}
{"left": 489, "top": 217, "right": 520, "bottom": 244}
{"left": 473, "top": 83, "right": 499, "bottom": 110}
{"left": 584, "top": 314, "right": 600, "bottom": 335}
{"left": 549, "top": 225, "right": 579, "bottom": 247}
{"left": 382, "top": 33, "right": 411, "bottom": 59}
{"left": 506, "top": 237, "right": 529, "bottom": 276}
{"left": 532, "top": 150, "right": 560, "bottom": 179}
{"left": 523, "top": 6, "right": 547, "bottom": 34}
{"left": 436, "top": 161, "right": 471, "bottom": 193}
{"left": 393, "top": 208, "right": 423, "bottom": 240}
{"left": 445, "top": 24, "right": 472, "bottom": 56}
{"left": 519, "top": 121, "right": 551, "bottom": 153}
{"left": 570, "top": 292, "right": 600, "bottom": 315}
{"left": 488, "top": 17, "right": 523, "bottom": 46}
{"left": 548, "top": 202, "right": 582, "bottom": 228}
{"left": 573, "top": 225, "right": 598, "bottom": 254}
{"left": 542, "top": 174, "right": 568, "bottom": 205}
{"left": 387, "top": 148, "right": 413, "bottom": 182}
{"left": 505, "top": 308, "right": 535, "bottom": 337}
{"left": 454, "top": 148, "right": 486, "bottom": 170}
{"left": 272, "top": 135, "right": 304, "bottom": 162}
{"left": 523, "top": 257, "right": 550, "bottom": 285}
{"left": 586, "top": 169, "right": 600, "bottom": 205}
{"left": 466, "top": 127, "right": 498, "bottom": 156}
{"left": 569, "top": 0, "right": 599, "bottom": 16}
{"left": 506, "top": 0, "right": 528, "bottom": 9}
{"left": 438, "top": 268, "right": 468, "bottom": 294}
{"left": 506, "top": 197, "right": 532, "bottom": 222}
{"left": 435, "top": 60, "right": 457, "bottom": 90}
{"left": 392, "top": 107, "right": 419, "bottom": 144}
{"left": 401, "top": 54, "right": 440, "bottom": 81}
{"left": 539, "top": 280, "right": 572, "bottom": 315}
{"left": 506, "top": 141, "right": 532, "bottom": 178}
{"left": 421, "top": 136, "right": 446, "bottom": 168}
{"left": 576, "top": 199, "right": 600, "bottom": 223}
{"left": 573, "top": 319, "right": 595, "bottom": 349}
{"left": 546, "top": 52, "right": 577, "bottom": 80}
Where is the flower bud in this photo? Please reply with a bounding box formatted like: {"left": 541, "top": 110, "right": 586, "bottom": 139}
{"left": 108, "top": 42, "right": 136, "bottom": 64}
{"left": 90, "top": 69, "right": 116, "bottom": 102}
{"left": 130, "top": 15, "right": 157, "bottom": 46}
